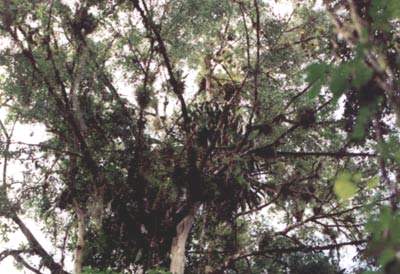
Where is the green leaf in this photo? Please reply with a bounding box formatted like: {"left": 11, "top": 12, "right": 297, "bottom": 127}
{"left": 392, "top": 217, "right": 400, "bottom": 242}
{"left": 379, "top": 207, "right": 392, "bottom": 231}
{"left": 305, "top": 62, "right": 329, "bottom": 99}
{"left": 308, "top": 79, "right": 322, "bottom": 100}
{"left": 306, "top": 63, "right": 329, "bottom": 100}
{"left": 352, "top": 60, "right": 373, "bottom": 88}
{"left": 248, "top": 131, "right": 259, "bottom": 141}
{"left": 351, "top": 106, "right": 371, "bottom": 141}
{"left": 334, "top": 171, "right": 358, "bottom": 200}
{"left": 329, "top": 64, "right": 350, "bottom": 100}
{"left": 379, "top": 248, "right": 396, "bottom": 266}
{"left": 371, "top": 0, "right": 400, "bottom": 24}
{"left": 306, "top": 62, "right": 329, "bottom": 83}
{"left": 367, "top": 176, "right": 379, "bottom": 189}
{"left": 352, "top": 172, "right": 362, "bottom": 183}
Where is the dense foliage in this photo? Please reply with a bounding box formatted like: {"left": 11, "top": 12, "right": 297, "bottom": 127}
{"left": 0, "top": 0, "right": 399, "bottom": 274}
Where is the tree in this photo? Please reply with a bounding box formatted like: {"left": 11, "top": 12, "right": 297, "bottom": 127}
{"left": 0, "top": 0, "right": 398, "bottom": 274}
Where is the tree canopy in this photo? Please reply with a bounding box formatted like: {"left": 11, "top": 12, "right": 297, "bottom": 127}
{"left": 0, "top": 0, "right": 399, "bottom": 274}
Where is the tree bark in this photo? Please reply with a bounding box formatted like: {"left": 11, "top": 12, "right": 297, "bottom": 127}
{"left": 169, "top": 212, "right": 195, "bottom": 274}
{"left": 74, "top": 209, "right": 86, "bottom": 274}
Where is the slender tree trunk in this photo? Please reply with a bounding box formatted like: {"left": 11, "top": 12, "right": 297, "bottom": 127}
{"left": 74, "top": 209, "right": 86, "bottom": 274}
{"left": 198, "top": 207, "right": 212, "bottom": 274}
{"left": 169, "top": 212, "right": 195, "bottom": 274}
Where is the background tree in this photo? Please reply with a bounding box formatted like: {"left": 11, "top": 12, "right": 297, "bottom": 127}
{"left": 0, "top": 1, "right": 398, "bottom": 274}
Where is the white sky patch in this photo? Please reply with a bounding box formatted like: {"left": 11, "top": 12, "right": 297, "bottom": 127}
{"left": 334, "top": 94, "right": 346, "bottom": 119}
{"left": 270, "top": 0, "right": 294, "bottom": 17}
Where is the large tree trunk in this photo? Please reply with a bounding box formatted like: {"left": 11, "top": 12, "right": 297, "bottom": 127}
{"left": 169, "top": 212, "right": 195, "bottom": 274}
{"left": 74, "top": 209, "right": 86, "bottom": 274}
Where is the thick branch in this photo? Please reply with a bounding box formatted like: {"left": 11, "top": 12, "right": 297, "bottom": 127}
{"left": 250, "top": 147, "right": 376, "bottom": 159}
{"left": 131, "top": 0, "right": 190, "bottom": 131}
{"left": 11, "top": 214, "right": 69, "bottom": 274}
{"left": 210, "top": 239, "right": 366, "bottom": 273}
